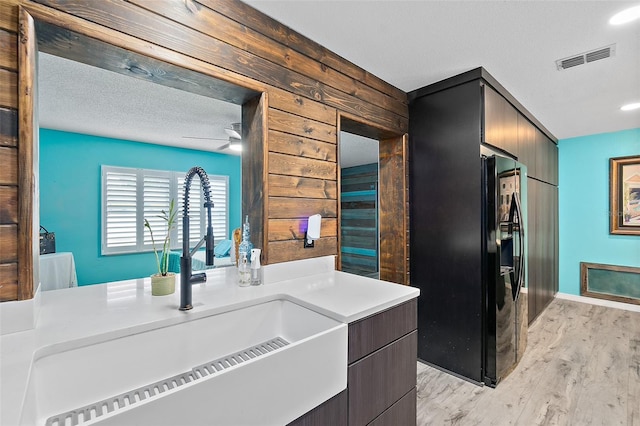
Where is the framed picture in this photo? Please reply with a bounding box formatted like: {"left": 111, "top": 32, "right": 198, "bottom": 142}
{"left": 610, "top": 155, "right": 640, "bottom": 235}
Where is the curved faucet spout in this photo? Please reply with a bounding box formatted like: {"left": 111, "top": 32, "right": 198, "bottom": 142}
{"left": 180, "top": 166, "right": 215, "bottom": 311}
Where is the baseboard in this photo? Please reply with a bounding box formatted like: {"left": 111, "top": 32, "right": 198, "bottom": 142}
{"left": 556, "top": 292, "right": 640, "bottom": 313}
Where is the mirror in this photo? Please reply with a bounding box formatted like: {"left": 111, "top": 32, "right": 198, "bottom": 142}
{"left": 339, "top": 132, "right": 380, "bottom": 279}
{"left": 33, "top": 21, "right": 262, "bottom": 289}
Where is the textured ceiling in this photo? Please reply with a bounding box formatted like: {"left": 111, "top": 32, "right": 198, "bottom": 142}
{"left": 245, "top": 0, "right": 640, "bottom": 140}
{"left": 38, "top": 53, "right": 242, "bottom": 155}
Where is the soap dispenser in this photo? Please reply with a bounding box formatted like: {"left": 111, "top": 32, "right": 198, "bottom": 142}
{"left": 250, "top": 248, "right": 262, "bottom": 286}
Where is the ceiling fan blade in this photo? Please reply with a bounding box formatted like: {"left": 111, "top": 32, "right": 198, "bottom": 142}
{"left": 181, "top": 136, "right": 228, "bottom": 141}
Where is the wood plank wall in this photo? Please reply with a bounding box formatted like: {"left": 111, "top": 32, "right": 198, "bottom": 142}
{"left": 0, "top": 0, "right": 409, "bottom": 301}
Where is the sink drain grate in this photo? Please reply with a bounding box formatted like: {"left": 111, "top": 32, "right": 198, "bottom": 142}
{"left": 45, "top": 337, "right": 289, "bottom": 426}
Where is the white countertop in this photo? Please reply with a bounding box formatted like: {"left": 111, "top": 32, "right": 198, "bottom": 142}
{"left": 0, "top": 256, "right": 418, "bottom": 426}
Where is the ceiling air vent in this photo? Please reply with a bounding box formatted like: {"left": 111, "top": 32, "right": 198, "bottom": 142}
{"left": 556, "top": 44, "right": 616, "bottom": 70}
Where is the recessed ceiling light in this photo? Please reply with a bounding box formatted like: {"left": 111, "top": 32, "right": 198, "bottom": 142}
{"left": 609, "top": 5, "right": 640, "bottom": 25}
{"left": 621, "top": 102, "right": 640, "bottom": 111}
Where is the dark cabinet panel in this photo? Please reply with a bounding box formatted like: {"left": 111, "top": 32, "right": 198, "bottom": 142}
{"left": 348, "top": 331, "right": 417, "bottom": 426}
{"left": 368, "top": 388, "right": 416, "bottom": 426}
{"left": 527, "top": 177, "right": 538, "bottom": 323}
{"left": 484, "top": 85, "right": 518, "bottom": 156}
{"left": 550, "top": 141, "right": 558, "bottom": 186}
{"left": 348, "top": 299, "right": 417, "bottom": 363}
{"left": 517, "top": 114, "right": 536, "bottom": 177}
{"left": 527, "top": 179, "right": 557, "bottom": 323}
{"left": 287, "top": 390, "right": 348, "bottom": 426}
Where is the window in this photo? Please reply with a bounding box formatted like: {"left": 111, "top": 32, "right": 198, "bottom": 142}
{"left": 102, "top": 166, "right": 229, "bottom": 255}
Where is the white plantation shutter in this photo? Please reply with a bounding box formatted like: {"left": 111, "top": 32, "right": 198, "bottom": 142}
{"left": 102, "top": 166, "right": 229, "bottom": 255}
{"left": 103, "top": 169, "right": 137, "bottom": 251}
{"left": 210, "top": 176, "right": 229, "bottom": 242}
{"left": 143, "top": 173, "right": 172, "bottom": 247}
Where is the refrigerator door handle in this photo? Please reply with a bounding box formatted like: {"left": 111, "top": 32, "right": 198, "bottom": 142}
{"left": 513, "top": 193, "right": 525, "bottom": 301}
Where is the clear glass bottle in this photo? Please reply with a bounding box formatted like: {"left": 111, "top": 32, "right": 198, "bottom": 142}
{"left": 237, "top": 215, "right": 253, "bottom": 287}
{"left": 238, "top": 215, "right": 253, "bottom": 264}
{"left": 238, "top": 255, "right": 250, "bottom": 287}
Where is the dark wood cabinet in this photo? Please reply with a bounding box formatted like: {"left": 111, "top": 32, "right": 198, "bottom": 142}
{"left": 288, "top": 390, "right": 348, "bottom": 426}
{"left": 368, "top": 388, "right": 417, "bottom": 426}
{"left": 527, "top": 179, "right": 558, "bottom": 322}
{"left": 348, "top": 331, "right": 417, "bottom": 425}
{"left": 517, "top": 114, "right": 536, "bottom": 175}
{"left": 484, "top": 85, "right": 518, "bottom": 156}
{"left": 348, "top": 299, "right": 417, "bottom": 426}
{"left": 408, "top": 68, "right": 558, "bottom": 333}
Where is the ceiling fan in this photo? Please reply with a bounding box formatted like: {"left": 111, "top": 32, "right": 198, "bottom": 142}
{"left": 182, "top": 122, "right": 242, "bottom": 152}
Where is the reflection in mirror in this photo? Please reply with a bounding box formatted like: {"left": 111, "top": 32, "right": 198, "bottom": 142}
{"left": 339, "top": 132, "right": 380, "bottom": 278}
{"left": 37, "top": 52, "right": 246, "bottom": 289}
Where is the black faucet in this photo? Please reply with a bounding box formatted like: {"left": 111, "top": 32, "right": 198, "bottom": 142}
{"left": 179, "top": 166, "right": 215, "bottom": 311}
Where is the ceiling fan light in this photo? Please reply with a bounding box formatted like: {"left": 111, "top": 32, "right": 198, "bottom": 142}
{"left": 224, "top": 127, "right": 242, "bottom": 139}
{"left": 620, "top": 102, "right": 640, "bottom": 111}
{"left": 229, "top": 138, "right": 242, "bottom": 151}
{"left": 609, "top": 5, "right": 640, "bottom": 25}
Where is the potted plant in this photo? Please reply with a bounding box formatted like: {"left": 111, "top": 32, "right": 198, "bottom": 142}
{"left": 144, "top": 199, "right": 178, "bottom": 296}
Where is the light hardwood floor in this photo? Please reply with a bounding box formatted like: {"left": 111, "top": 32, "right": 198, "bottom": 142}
{"left": 416, "top": 298, "right": 640, "bottom": 425}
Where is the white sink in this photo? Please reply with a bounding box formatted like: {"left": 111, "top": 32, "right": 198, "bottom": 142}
{"left": 20, "top": 299, "right": 347, "bottom": 425}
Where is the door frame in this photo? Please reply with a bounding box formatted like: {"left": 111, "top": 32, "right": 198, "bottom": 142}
{"left": 337, "top": 112, "right": 409, "bottom": 285}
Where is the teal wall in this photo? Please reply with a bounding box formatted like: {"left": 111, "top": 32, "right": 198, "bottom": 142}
{"left": 558, "top": 128, "right": 640, "bottom": 295}
{"left": 39, "top": 129, "right": 242, "bottom": 286}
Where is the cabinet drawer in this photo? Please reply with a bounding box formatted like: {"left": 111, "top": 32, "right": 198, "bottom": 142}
{"left": 287, "top": 390, "right": 347, "bottom": 426}
{"left": 348, "top": 299, "right": 417, "bottom": 363}
{"left": 348, "top": 331, "right": 417, "bottom": 426}
{"left": 368, "top": 387, "right": 416, "bottom": 426}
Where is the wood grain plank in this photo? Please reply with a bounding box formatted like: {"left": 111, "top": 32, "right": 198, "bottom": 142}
{"left": 242, "top": 93, "right": 267, "bottom": 260}
{"left": 378, "top": 134, "right": 408, "bottom": 284}
{"left": 33, "top": 0, "right": 407, "bottom": 134}
{"left": 0, "top": 186, "right": 18, "bottom": 224}
{"left": 268, "top": 89, "right": 336, "bottom": 126}
{"left": 269, "top": 152, "right": 337, "bottom": 181}
{"left": 267, "top": 237, "right": 337, "bottom": 264}
{"left": 0, "top": 263, "right": 18, "bottom": 301}
{"left": 0, "top": 224, "right": 17, "bottom": 263}
{"left": 269, "top": 174, "right": 337, "bottom": 199}
{"left": 17, "top": 7, "right": 36, "bottom": 300}
{"left": 128, "top": 0, "right": 408, "bottom": 119}
{"left": 269, "top": 109, "right": 336, "bottom": 144}
{"left": 269, "top": 130, "right": 337, "bottom": 161}
{"left": 204, "top": 0, "right": 407, "bottom": 102}
{"left": 268, "top": 218, "right": 337, "bottom": 242}
{"left": 0, "top": 146, "right": 17, "bottom": 185}
{"left": 268, "top": 197, "right": 337, "bottom": 219}
{"left": 0, "top": 0, "right": 19, "bottom": 32}
{"left": 0, "top": 107, "right": 18, "bottom": 147}
{"left": 0, "top": 68, "right": 17, "bottom": 109}
{"left": 35, "top": 19, "right": 259, "bottom": 106}
{"left": 0, "top": 28, "right": 17, "bottom": 71}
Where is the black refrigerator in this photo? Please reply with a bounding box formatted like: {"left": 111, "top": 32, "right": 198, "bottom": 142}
{"left": 482, "top": 153, "right": 526, "bottom": 386}
{"left": 408, "top": 78, "right": 527, "bottom": 386}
